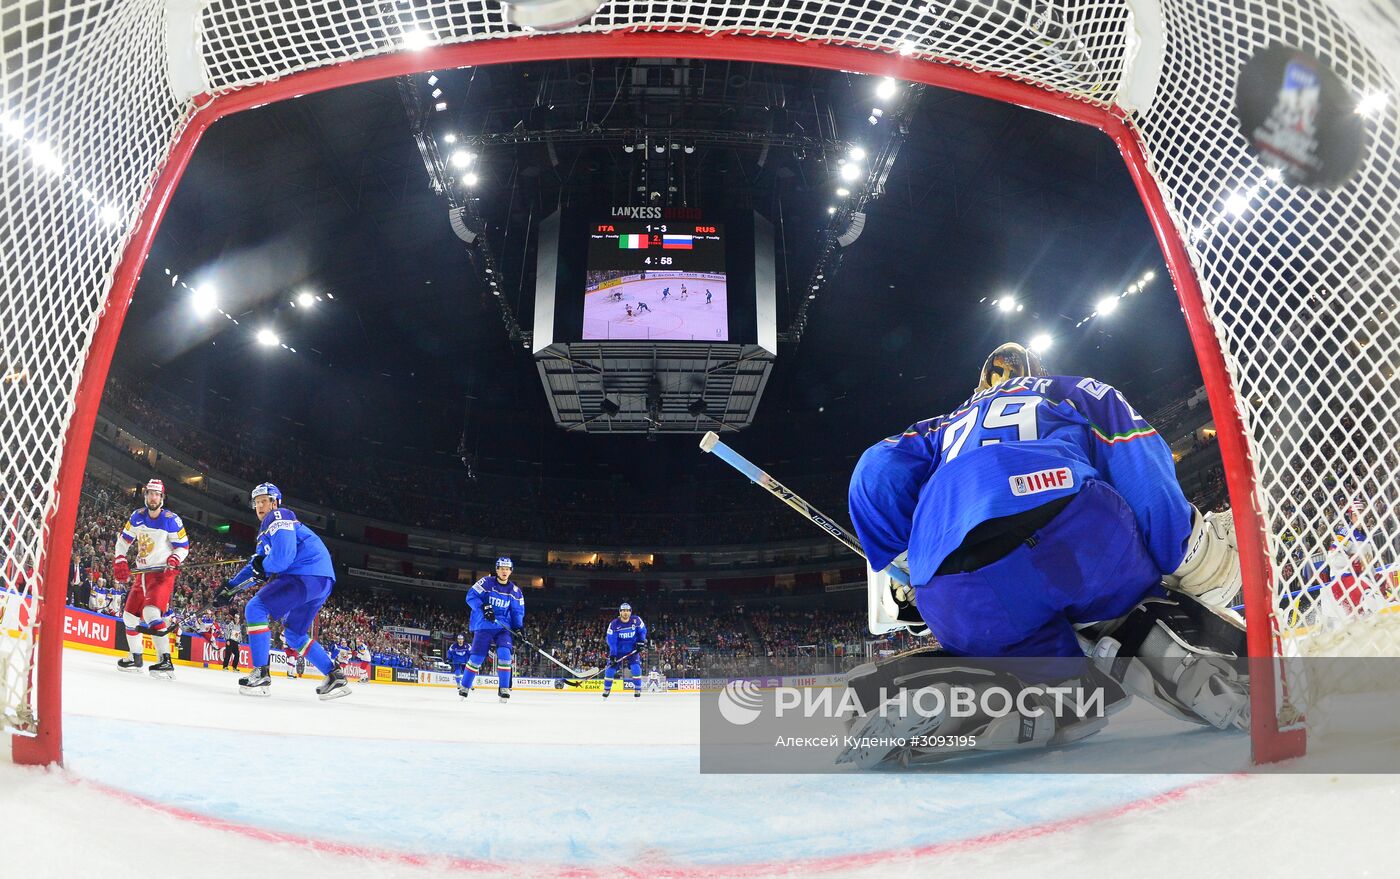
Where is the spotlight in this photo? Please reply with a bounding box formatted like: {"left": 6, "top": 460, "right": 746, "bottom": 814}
{"left": 683, "top": 145, "right": 694, "bottom": 154}
{"left": 256, "top": 328, "right": 279, "bottom": 347}
{"left": 1097, "top": 296, "right": 1120, "bottom": 316}
{"left": 868, "top": 115, "right": 879, "bottom": 125}
{"left": 451, "top": 149, "right": 474, "bottom": 168}
{"left": 875, "top": 78, "right": 897, "bottom": 101}
{"left": 428, "top": 75, "right": 438, "bottom": 86}
{"left": 1143, "top": 270, "right": 1155, "bottom": 281}
{"left": 297, "top": 291, "right": 315, "bottom": 308}
{"left": 1029, "top": 333, "right": 1053, "bottom": 353}
{"left": 1356, "top": 91, "right": 1388, "bottom": 118}
{"left": 434, "top": 102, "right": 447, "bottom": 112}
{"left": 997, "top": 296, "right": 1016, "bottom": 313}
{"left": 464, "top": 172, "right": 479, "bottom": 186}
{"left": 849, "top": 146, "right": 867, "bottom": 161}
{"left": 444, "top": 133, "right": 457, "bottom": 144}
{"left": 655, "top": 144, "right": 665, "bottom": 153}
{"left": 191, "top": 286, "right": 217, "bottom": 317}
{"left": 840, "top": 163, "right": 861, "bottom": 182}
{"left": 898, "top": 41, "right": 916, "bottom": 56}
{"left": 827, "top": 206, "right": 837, "bottom": 214}
{"left": 836, "top": 187, "right": 850, "bottom": 197}
{"left": 623, "top": 144, "right": 634, "bottom": 153}
{"left": 1223, "top": 192, "right": 1249, "bottom": 218}
{"left": 431, "top": 88, "right": 442, "bottom": 99}
{"left": 402, "top": 29, "right": 430, "bottom": 51}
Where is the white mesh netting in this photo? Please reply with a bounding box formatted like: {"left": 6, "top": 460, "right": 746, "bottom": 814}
{"left": 2, "top": 1, "right": 1396, "bottom": 753}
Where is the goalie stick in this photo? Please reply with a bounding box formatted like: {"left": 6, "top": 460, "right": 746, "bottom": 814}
{"left": 698, "top": 431, "right": 910, "bottom": 589}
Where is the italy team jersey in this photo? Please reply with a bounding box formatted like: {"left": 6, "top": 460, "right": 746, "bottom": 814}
{"left": 116, "top": 508, "right": 190, "bottom": 569}
{"left": 849, "top": 374, "right": 1194, "bottom": 587}
{"left": 228, "top": 507, "right": 334, "bottom": 588}
{"left": 466, "top": 577, "right": 525, "bottom": 632}
{"left": 607, "top": 615, "right": 647, "bottom": 655}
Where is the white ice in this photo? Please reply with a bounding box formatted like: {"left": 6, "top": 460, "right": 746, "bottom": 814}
{"left": 3, "top": 649, "right": 1396, "bottom": 877}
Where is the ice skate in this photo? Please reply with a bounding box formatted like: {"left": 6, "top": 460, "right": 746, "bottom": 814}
{"left": 116, "top": 655, "right": 143, "bottom": 674}
{"left": 315, "top": 666, "right": 351, "bottom": 701}
{"left": 498, "top": 687, "right": 511, "bottom": 703}
{"left": 148, "top": 654, "right": 175, "bottom": 680}
{"left": 458, "top": 685, "right": 471, "bottom": 699}
{"left": 239, "top": 665, "right": 272, "bottom": 696}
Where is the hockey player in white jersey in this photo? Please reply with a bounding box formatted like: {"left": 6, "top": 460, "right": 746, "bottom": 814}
{"left": 113, "top": 479, "right": 189, "bottom": 678}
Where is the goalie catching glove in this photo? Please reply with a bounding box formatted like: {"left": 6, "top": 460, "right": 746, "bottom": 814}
{"left": 1165, "top": 507, "right": 1242, "bottom": 609}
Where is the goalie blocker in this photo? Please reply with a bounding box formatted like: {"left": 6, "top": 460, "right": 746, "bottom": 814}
{"left": 840, "top": 591, "right": 1249, "bottom": 768}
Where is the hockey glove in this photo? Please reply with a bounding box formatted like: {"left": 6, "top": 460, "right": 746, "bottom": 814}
{"left": 511, "top": 626, "right": 524, "bottom": 638}
{"left": 480, "top": 604, "right": 496, "bottom": 622}
{"left": 634, "top": 641, "right": 646, "bottom": 657}
{"left": 112, "top": 556, "right": 130, "bottom": 584}
{"left": 166, "top": 554, "right": 183, "bottom": 572}
{"left": 213, "top": 580, "right": 241, "bottom": 608}
{"left": 249, "top": 554, "right": 267, "bottom": 583}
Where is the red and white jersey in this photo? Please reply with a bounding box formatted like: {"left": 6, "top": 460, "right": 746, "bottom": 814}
{"left": 115, "top": 507, "right": 190, "bottom": 570}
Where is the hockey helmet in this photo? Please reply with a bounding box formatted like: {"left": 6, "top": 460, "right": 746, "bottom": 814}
{"left": 495, "top": 556, "right": 513, "bottom": 569}
{"left": 144, "top": 478, "right": 165, "bottom": 495}
{"left": 619, "top": 602, "right": 632, "bottom": 612}
{"left": 249, "top": 482, "right": 283, "bottom": 508}
{"left": 978, "top": 342, "right": 1048, "bottom": 391}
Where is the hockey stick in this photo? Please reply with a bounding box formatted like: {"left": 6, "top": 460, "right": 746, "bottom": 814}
{"left": 512, "top": 633, "right": 602, "bottom": 678}
{"left": 698, "top": 431, "right": 910, "bottom": 588}
{"left": 561, "top": 648, "right": 641, "bottom": 686}
{"left": 131, "top": 558, "right": 245, "bottom": 575}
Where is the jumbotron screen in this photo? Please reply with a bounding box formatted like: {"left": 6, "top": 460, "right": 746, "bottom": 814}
{"left": 582, "top": 220, "right": 727, "bottom": 341}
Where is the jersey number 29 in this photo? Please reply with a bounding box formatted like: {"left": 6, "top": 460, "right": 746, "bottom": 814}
{"left": 942, "top": 395, "right": 1043, "bottom": 462}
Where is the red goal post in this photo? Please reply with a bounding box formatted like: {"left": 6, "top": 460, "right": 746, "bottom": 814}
{"left": 3, "top": 1, "right": 1396, "bottom": 767}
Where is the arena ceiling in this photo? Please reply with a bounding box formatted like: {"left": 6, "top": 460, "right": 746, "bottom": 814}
{"left": 113, "top": 58, "right": 1199, "bottom": 482}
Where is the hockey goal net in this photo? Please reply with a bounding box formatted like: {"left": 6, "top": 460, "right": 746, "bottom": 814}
{"left": 2, "top": 1, "right": 1396, "bottom": 765}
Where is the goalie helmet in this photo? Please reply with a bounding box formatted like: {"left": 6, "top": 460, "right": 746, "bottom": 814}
{"left": 978, "top": 342, "right": 1048, "bottom": 391}
{"left": 249, "top": 482, "right": 282, "bottom": 508}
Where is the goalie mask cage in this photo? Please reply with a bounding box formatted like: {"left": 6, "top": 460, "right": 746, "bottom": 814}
{"left": 1, "top": 0, "right": 1396, "bottom": 767}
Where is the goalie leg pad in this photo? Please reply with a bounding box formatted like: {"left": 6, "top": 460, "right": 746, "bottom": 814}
{"left": 1087, "top": 594, "right": 1250, "bottom": 731}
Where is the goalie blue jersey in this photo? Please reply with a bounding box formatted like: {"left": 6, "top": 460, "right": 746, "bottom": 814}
{"left": 849, "top": 375, "right": 1194, "bottom": 587}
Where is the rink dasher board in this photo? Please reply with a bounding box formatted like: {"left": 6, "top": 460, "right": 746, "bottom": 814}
{"left": 58, "top": 641, "right": 729, "bottom": 692}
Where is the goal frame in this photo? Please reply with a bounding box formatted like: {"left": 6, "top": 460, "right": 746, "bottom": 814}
{"left": 10, "top": 29, "right": 1297, "bottom": 766}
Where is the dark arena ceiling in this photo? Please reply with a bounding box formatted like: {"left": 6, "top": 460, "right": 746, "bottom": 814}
{"left": 115, "top": 57, "right": 1199, "bottom": 483}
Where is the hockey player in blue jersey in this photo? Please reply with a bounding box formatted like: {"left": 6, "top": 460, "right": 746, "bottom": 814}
{"left": 446, "top": 634, "right": 472, "bottom": 683}
{"left": 602, "top": 602, "right": 647, "bottom": 698}
{"left": 459, "top": 557, "right": 525, "bottom": 701}
{"left": 213, "top": 483, "right": 351, "bottom": 701}
{"left": 841, "top": 343, "right": 1249, "bottom": 765}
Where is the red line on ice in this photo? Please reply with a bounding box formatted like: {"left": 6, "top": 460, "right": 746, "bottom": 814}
{"left": 70, "top": 771, "right": 1234, "bottom": 877}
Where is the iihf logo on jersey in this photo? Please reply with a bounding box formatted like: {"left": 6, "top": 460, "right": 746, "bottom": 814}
{"left": 1009, "top": 467, "right": 1072, "bottom": 497}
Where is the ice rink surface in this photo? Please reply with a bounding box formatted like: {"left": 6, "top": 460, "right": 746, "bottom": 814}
{"left": 4, "top": 649, "right": 1396, "bottom": 877}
